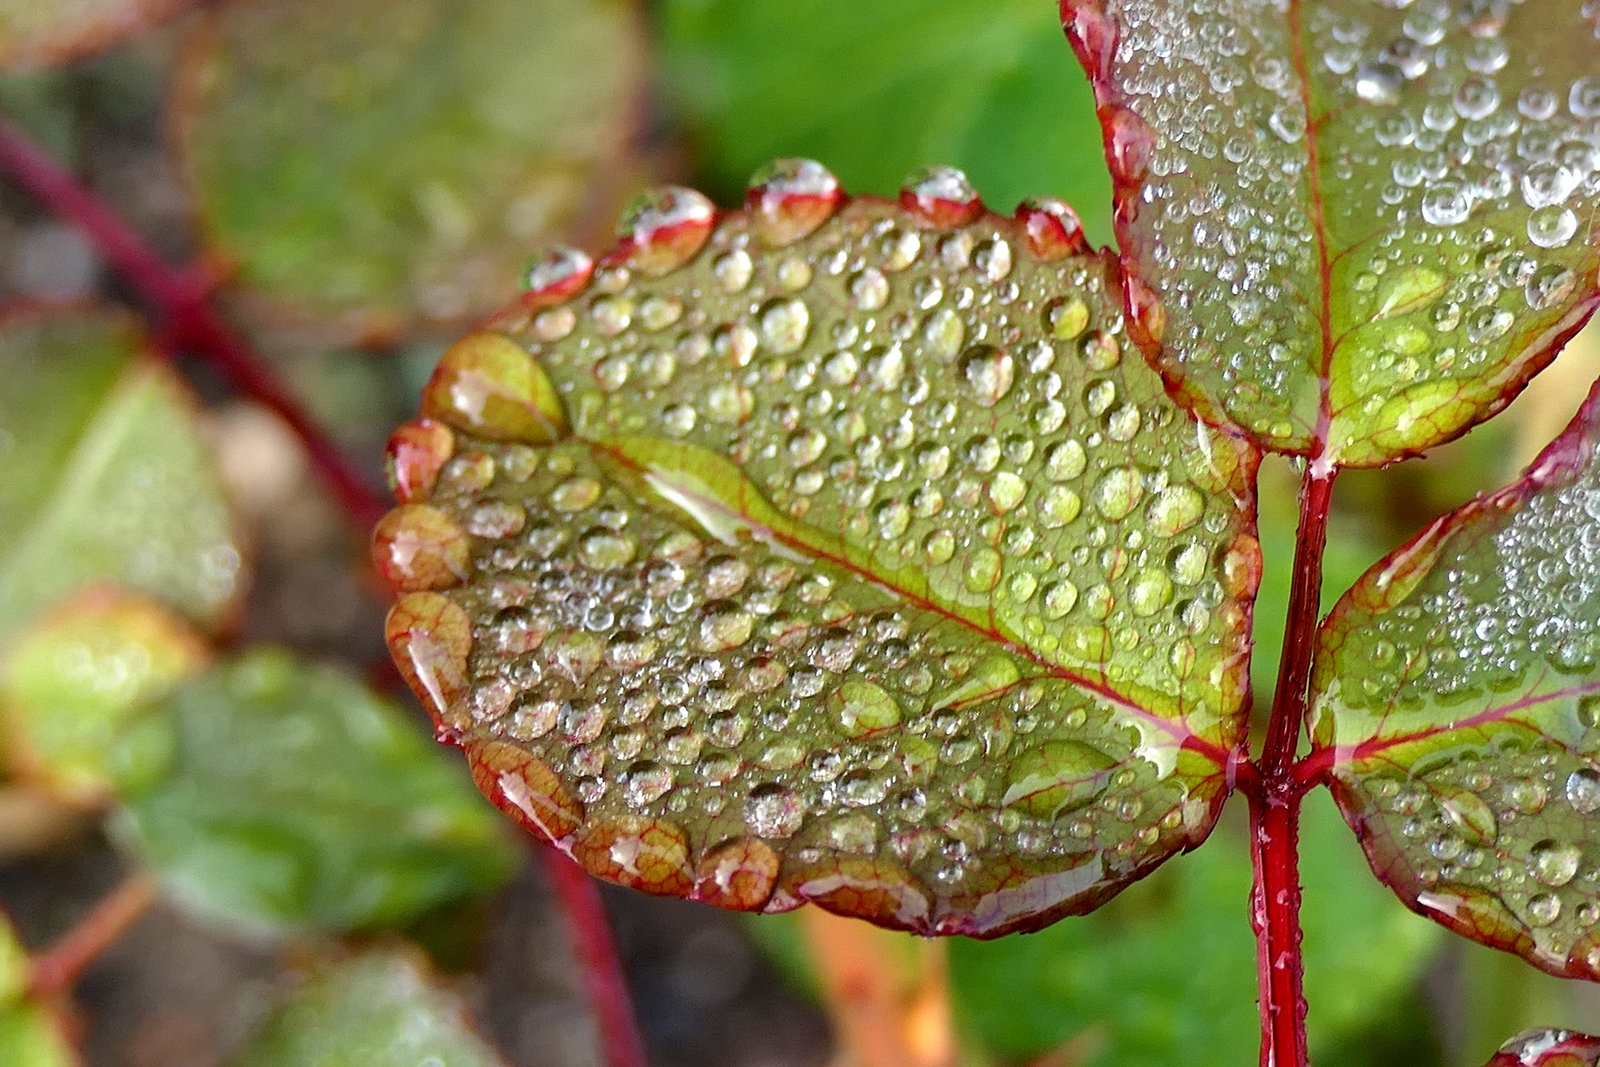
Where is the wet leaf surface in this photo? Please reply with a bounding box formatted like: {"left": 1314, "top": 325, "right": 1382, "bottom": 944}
{"left": 657, "top": 0, "right": 1113, "bottom": 244}
{"left": 0, "top": 0, "right": 194, "bottom": 70}
{"left": 1063, "top": 0, "right": 1600, "bottom": 465}
{"left": 176, "top": 0, "right": 643, "bottom": 335}
{"left": 0, "top": 308, "right": 243, "bottom": 645}
{"left": 0, "top": 589, "right": 208, "bottom": 804}
{"left": 114, "top": 649, "right": 516, "bottom": 934}
{"left": 0, "top": 912, "right": 78, "bottom": 1067}
{"left": 1486, "top": 1028, "right": 1600, "bottom": 1067}
{"left": 379, "top": 169, "right": 1263, "bottom": 936}
{"left": 1312, "top": 377, "right": 1600, "bottom": 978}
{"left": 228, "top": 948, "right": 506, "bottom": 1067}
{"left": 946, "top": 791, "right": 1440, "bottom": 1066}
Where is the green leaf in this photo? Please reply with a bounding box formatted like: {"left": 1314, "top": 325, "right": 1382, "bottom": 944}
{"left": 0, "top": 308, "right": 243, "bottom": 646}
{"left": 657, "top": 0, "right": 1113, "bottom": 246}
{"left": 229, "top": 948, "right": 507, "bottom": 1067}
{"left": 113, "top": 648, "right": 516, "bottom": 934}
{"left": 177, "top": 0, "right": 643, "bottom": 335}
{"left": 1063, "top": 0, "right": 1600, "bottom": 465}
{"left": 947, "top": 791, "right": 1439, "bottom": 1066}
{"left": 1485, "top": 1029, "right": 1600, "bottom": 1066}
{"left": 0, "top": 0, "right": 194, "bottom": 70}
{"left": 0, "top": 589, "right": 208, "bottom": 804}
{"left": 0, "top": 913, "right": 78, "bottom": 1067}
{"left": 1310, "top": 377, "right": 1600, "bottom": 979}
{"left": 381, "top": 172, "right": 1263, "bottom": 935}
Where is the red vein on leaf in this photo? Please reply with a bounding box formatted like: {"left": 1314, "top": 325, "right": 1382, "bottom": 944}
{"left": 595, "top": 441, "right": 1236, "bottom": 769}
{"left": 0, "top": 112, "right": 387, "bottom": 530}
{"left": 1285, "top": 0, "right": 1337, "bottom": 462}
{"left": 27, "top": 872, "right": 159, "bottom": 998}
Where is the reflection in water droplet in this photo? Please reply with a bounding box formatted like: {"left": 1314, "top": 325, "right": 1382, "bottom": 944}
{"left": 1530, "top": 838, "right": 1582, "bottom": 887}
{"left": 759, "top": 297, "right": 812, "bottom": 353}
{"left": 1567, "top": 768, "right": 1600, "bottom": 813}
{"left": 960, "top": 345, "right": 1015, "bottom": 407}
{"left": 745, "top": 784, "right": 805, "bottom": 838}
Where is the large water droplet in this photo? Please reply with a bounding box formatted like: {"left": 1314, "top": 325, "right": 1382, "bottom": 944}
{"left": 960, "top": 345, "right": 1015, "bottom": 406}
{"left": 1530, "top": 838, "right": 1582, "bottom": 887}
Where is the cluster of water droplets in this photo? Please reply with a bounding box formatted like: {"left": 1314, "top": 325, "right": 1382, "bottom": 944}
{"left": 1337, "top": 432, "right": 1600, "bottom": 709}
{"left": 422, "top": 437, "right": 1221, "bottom": 927}
{"left": 523, "top": 182, "right": 1256, "bottom": 719}
{"left": 1085, "top": 0, "right": 1599, "bottom": 455}
{"left": 1315, "top": 0, "right": 1600, "bottom": 426}
{"left": 382, "top": 163, "right": 1266, "bottom": 931}
{"left": 1356, "top": 730, "right": 1600, "bottom": 975}
{"left": 1099, "top": 0, "right": 1322, "bottom": 441}
{"left": 1316, "top": 407, "right": 1600, "bottom": 975}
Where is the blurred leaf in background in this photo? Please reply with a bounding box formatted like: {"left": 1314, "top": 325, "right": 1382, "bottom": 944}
{"left": 0, "top": 308, "right": 243, "bottom": 645}
{"left": 112, "top": 649, "right": 516, "bottom": 935}
{"left": 229, "top": 948, "right": 506, "bottom": 1067}
{"left": 0, "top": 589, "right": 208, "bottom": 805}
{"left": 656, "top": 0, "right": 1113, "bottom": 245}
{"left": 0, "top": 0, "right": 196, "bottom": 71}
{"left": 176, "top": 0, "right": 645, "bottom": 338}
{"left": 0, "top": 909, "right": 77, "bottom": 1067}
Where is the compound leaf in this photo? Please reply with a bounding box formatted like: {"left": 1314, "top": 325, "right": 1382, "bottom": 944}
{"left": 1311, "top": 376, "right": 1600, "bottom": 978}
{"left": 114, "top": 649, "right": 516, "bottom": 934}
{"left": 229, "top": 948, "right": 507, "bottom": 1067}
{"left": 0, "top": 308, "right": 243, "bottom": 646}
{"left": 1064, "top": 0, "right": 1600, "bottom": 465}
{"left": 379, "top": 168, "right": 1262, "bottom": 936}
{"left": 176, "top": 0, "right": 644, "bottom": 336}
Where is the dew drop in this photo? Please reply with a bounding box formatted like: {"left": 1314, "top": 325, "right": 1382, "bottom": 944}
{"left": 1568, "top": 768, "right": 1600, "bottom": 814}
{"left": 960, "top": 345, "right": 1015, "bottom": 407}
{"left": 745, "top": 784, "right": 806, "bottom": 838}
{"left": 1528, "top": 206, "right": 1579, "bottom": 249}
{"left": 1530, "top": 839, "right": 1582, "bottom": 888}
{"left": 759, "top": 297, "right": 812, "bottom": 354}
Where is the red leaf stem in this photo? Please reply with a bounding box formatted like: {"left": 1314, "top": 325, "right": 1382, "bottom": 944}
{"left": 539, "top": 847, "right": 650, "bottom": 1067}
{"left": 1244, "top": 463, "right": 1336, "bottom": 1067}
{"left": 0, "top": 112, "right": 387, "bottom": 530}
{"left": 27, "top": 872, "right": 159, "bottom": 998}
{"left": 1262, "top": 465, "right": 1336, "bottom": 783}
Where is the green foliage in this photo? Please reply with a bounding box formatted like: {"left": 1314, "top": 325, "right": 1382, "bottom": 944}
{"left": 179, "top": 0, "right": 643, "bottom": 333}
{"left": 113, "top": 649, "right": 517, "bottom": 934}
{"left": 0, "top": 915, "right": 77, "bottom": 1067}
{"left": 657, "top": 0, "right": 1113, "bottom": 245}
{"left": 228, "top": 949, "right": 506, "bottom": 1067}
{"left": 1311, "top": 383, "right": 1600, "bottom": 981}
{"left": 0, "top": 590, "right": 206, "bottom": 803}
{"left": 0, "top": 310, "right": 242, "bottom": 644}
{"left": 1065, "top": 0, "right": 1600, "bottom": 465}
{"left": 382, "top": 191, "right": 1262, "bottom": 935}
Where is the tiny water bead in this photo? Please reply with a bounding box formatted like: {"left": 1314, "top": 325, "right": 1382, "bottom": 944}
{"left": 381, "top": 169, "right": 1262, "bottom": 935}
{"left": 1069, "top": 0, "right": 1600, "bottom": 465}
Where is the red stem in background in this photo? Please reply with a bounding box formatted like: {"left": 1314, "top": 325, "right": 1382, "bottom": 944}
{"left": 540, "top": 848, "right": 650, "bottom": 1067}
{"left": 1248, "top": 462, "right": 1335, "bottom": 1067}
{"left": 0, "top": 112, "right": 650, "bottom": 1067}
{"left": 0, "top": 112, "right": 385, "bottom": 530}
{"left": 28, "top": 873, "right": 159, "bottom": 998}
